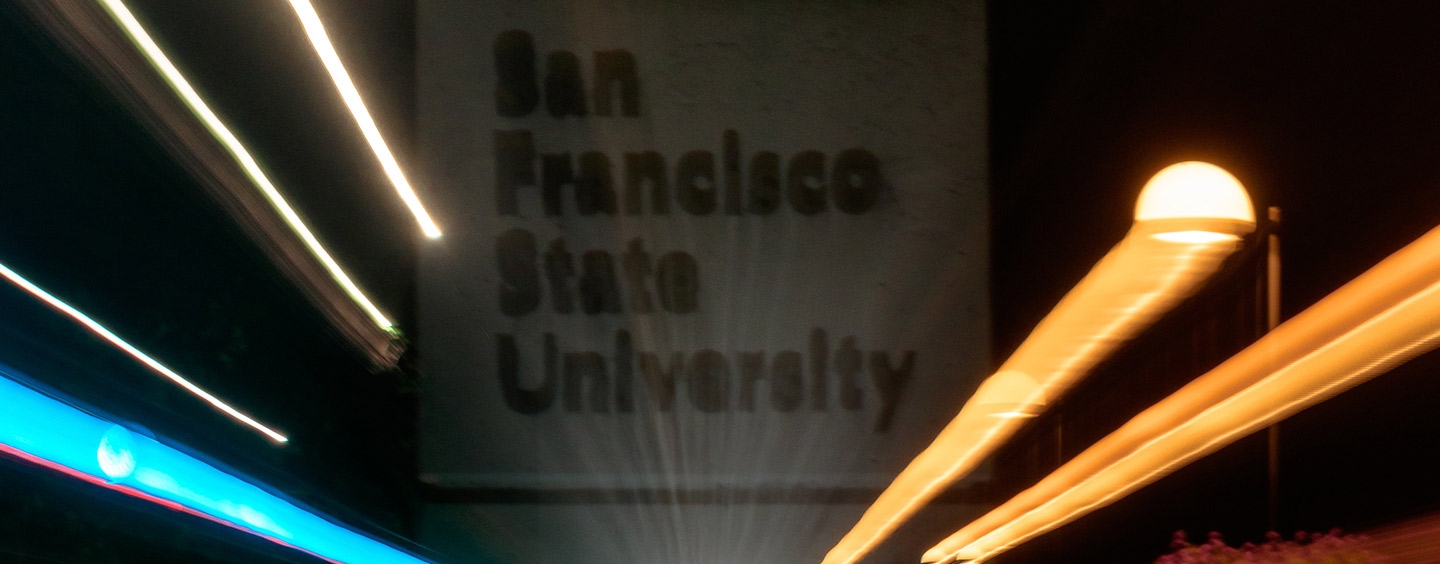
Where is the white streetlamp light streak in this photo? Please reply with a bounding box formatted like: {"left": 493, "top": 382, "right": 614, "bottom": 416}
{"left": 287, "top": 0, "right": 443, "bottom": 239}
{"left": 0, "top": 262, "right": 288, "bottom": 443}
{"left": 96, "top": 0, "right": 395, "bottom": 330}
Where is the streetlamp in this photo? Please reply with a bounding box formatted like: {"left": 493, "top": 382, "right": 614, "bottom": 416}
{"left": 822, "top": 162, "right": 1256, "bottom": 564}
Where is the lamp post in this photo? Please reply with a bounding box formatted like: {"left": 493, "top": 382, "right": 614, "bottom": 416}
{"left": 823, "top": 162, "right": 1256, "bottom": 564}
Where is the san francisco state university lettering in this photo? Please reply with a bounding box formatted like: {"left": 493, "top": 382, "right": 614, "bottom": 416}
{"left": 489, "top": 30, "right": 917, "bottom": 431}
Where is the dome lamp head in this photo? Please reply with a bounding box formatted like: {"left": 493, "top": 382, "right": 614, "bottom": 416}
{"left": 1134, "top": 162, "right": 1256, "bottom": 244}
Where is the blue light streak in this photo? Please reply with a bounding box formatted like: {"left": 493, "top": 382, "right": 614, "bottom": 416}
{"left": 0, "top": 368, "right": 433, "bottom": 564}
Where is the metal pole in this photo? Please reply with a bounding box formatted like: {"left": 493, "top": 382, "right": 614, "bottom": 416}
{"left": 1266, "top": 206, "right": 1282, "bottom": 532}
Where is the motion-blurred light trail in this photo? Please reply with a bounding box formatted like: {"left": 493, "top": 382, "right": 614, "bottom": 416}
{"left": 1363, "top": 510, "right": 1440, "bottom": 562}
{"left": 0, "top": 368, "right": 433, "bottom": 564}
{"left": 925, "top": 206, "right": 1440, "bottom": 563}
{"left": 96, "top": 0, "right": 396, "bottom": 330}
{"left": 823, "top": 162, "right": 1255, "bottom": 564}
{"left": 0, "top": 261, "right": 288, "bottom": 443}
{"left": 286, "top": 0, "right": 443, "bottom": 239}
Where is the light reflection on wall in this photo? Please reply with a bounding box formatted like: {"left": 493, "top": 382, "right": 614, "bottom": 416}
{"left": 823, "top": 162, "right": 1255, "bottom": 564}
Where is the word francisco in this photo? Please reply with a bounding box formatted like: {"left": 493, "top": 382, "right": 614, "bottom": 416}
{"left": 497, "top": 329, "right": 915, "bottom": 432}
{"left": 494, "top": 130, "right": 886, "bottom": 218}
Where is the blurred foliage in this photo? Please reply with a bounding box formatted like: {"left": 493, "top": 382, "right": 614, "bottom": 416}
{"left": 1156, "top": 530, "right": 1375, "bottom": 564}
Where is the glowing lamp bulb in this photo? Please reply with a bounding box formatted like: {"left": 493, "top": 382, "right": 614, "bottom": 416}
{"left": 1134, "top": 162, "right": 1256, "bottom": 243}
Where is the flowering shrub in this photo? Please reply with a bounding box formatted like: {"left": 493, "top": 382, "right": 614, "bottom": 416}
{"left": 1155, "top": 530, "right": 1375, "bottom": 563}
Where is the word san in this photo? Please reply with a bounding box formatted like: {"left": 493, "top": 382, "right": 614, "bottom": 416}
{"left": 493, "top": 29, "right": 640, "bottom": 118}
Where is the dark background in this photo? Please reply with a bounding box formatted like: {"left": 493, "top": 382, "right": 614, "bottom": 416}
{"left": 4, "top": 1, "right": 1440, "bottom": 563}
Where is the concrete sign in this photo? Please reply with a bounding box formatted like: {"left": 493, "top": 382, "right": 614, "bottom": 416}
{"left": 418, "top": 0, "right": 988, "bottom": 495}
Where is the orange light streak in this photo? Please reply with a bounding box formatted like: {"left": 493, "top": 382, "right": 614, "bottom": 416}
{"left": 925, "top": 218, "right": 1440, "bottom": 563}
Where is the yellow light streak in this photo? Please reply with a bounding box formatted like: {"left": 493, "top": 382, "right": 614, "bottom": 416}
{"left": 0, "top": 262, "right": 288, "bottom": 443}
{"left": 285, "top": 0, "right": 443, "bottom": 239}
{"left": 96, "top": 0, "right": 395, "bottom": 330}
{"left": 925, "top": 218, "right": 1440, "bottom": 563}
{"left": 821, "top": 163, "right": 1255, "bottom": 564}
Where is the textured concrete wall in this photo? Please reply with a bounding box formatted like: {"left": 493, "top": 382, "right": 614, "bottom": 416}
{"left": 416, "top": 1, "right": 987, "bottom": 561}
